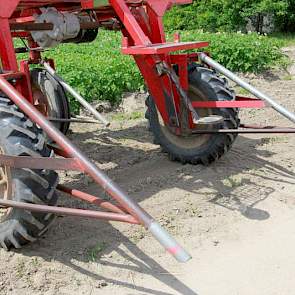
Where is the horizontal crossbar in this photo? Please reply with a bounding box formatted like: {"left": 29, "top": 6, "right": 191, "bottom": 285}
{"left": 191, "top": 99, "right": 265, "bottom": 108}
{"left": 0, "top": 199, "right": 139, "bottom": 224}
{"left": 0, "top": 155, "right": 82, "bottom": 171}
{"left": 122, "top": 41, "right": 209, "bottom": 55}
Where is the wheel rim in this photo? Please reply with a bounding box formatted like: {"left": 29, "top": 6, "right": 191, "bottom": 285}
{"left": 157, "top": 85, "right": 215, "bottom": 149}
{"left": 0, "top": 148, "right": 12, "bottom": 222}
{"left": 32, "top": 84, "right": 63, "bottom": 135}
{"left": 32, "top": 86, "right": 52, "bottom": 117}
{"left": 31, "top": 73, "right": 70, "bottom": 135}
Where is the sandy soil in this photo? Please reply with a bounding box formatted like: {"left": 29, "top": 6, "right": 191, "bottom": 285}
{"left": 1, "top": 61, "right": 295, "bottom": 295}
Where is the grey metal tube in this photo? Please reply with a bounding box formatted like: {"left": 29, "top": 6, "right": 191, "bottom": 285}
{"left": 199, "top": 53, "right": 295, "bottom": 124}
{"left": 43, "top": 62, "right": 110, "bottom": 127}
{"left": 149, "top": 221, "right": 192, "bottom": 263}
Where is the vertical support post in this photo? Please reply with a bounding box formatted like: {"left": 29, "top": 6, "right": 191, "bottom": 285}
{"left": 134, "top": 55, "right": 170, "bottom": 123}
{"left": 109, "top": 0, "right": 151, "bottom": 45}
{"left": 28, "top": 38, "right": 42, "bottom": 62}
{"left": 19, "top": 61, "right": 34, "bottom": 103}
{"left": 146, "top": 2, "right": 166, "bottom": 43}
{"left": 0, "top": 18, "right": 18, "bottom": 71}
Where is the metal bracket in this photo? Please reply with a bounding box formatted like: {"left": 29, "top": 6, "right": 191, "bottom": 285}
{"left": 156, "top": 61, "right": 224, "bottom": 125}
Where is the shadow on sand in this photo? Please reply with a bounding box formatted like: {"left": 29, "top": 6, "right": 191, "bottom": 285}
{"left": 15, "top": 122, "right": 295, "bottom": 294}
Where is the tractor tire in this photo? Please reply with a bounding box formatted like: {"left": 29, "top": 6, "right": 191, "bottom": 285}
{"left": 31, "top": 68, "right": 71, "bottom": 135}
{"left": 145, "top": 63, "right": 240, "bottom": 165}
{"left": 0, "top": 96, "right": 59, "bottom": 250}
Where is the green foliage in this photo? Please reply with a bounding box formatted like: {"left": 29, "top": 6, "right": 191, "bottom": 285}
{"left": 43, "top": 30, "right": 142, "bottom": 112}
{"left": 275, "top": 1, "right": 295, "bottom": 32}
{"left": 164, "top": 0, "right": 292, "bottom": 33}
{"left": 178, "top": 31, "right": 285, "bottom": 72}
{"left": 86, "top": 242, "right": 107, "bottom": 262}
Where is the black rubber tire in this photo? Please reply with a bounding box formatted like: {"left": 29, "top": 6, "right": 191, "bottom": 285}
{"left": 31, "top": 68, "right": 71, "bottom": 135}
{"left": 145, "top": 63, "right": 240, "bottom": 165}
{"left": 0, "top": 97, "right": 59, "bottom": 250}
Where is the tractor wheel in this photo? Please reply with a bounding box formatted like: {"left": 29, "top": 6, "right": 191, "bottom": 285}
{"left": 31, "top": 68, "right": 71, "bottom": 135}
{"left": 145, "top": 63, "right": 240, "bottom": 165}
{"left": 0, "top": 97, "right": 59, "bottom": 250}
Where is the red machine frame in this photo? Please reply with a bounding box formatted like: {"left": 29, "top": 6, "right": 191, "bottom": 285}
{"left": 0, "top": 0, "right": 293, "bottom": 262}
{"left": 3, "top": 0, "right": 265, "bottom": 125}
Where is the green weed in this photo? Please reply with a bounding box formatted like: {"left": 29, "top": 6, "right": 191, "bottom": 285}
{"left": 87, "top": 242, "right": 107, "bottom": 262}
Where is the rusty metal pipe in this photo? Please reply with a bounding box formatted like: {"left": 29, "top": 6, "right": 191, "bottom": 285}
{"left": 0, "top": 76, "right": 191, "bottom": 263}
{"left": 10, "top": 22, "right": 54, "bottom": 31}
{"left": 10, "top": 22, "right": 100, "bottom": 31}
{"left": 0, "top": 199, "right": 139, "bottom": 224}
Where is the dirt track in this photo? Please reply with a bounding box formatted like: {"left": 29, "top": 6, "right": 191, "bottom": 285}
{"left": 1, "top": 64, "right": 295, "bottom": 294}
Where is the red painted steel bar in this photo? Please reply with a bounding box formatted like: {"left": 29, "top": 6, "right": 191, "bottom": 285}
{"left": 0, "top": 199, "right": 139, "bottom": 224}
{"left": 122, "top": 41, "right": 209, "bottom": 55}
{"left": 0, "top": 18, "right": 18, "bottom": 71}
{"left": 109, "top": 0, "right": 151, "bottom": 46}
{"left": 57, "top": 184, "right": 127, "bottom": 214}
{"left": 191, "top": 100, "right": 265, "bottom": 108}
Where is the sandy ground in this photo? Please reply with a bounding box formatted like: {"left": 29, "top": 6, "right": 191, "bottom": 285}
{"left": 1, "top": 61, "right": 295, "bottom": 294}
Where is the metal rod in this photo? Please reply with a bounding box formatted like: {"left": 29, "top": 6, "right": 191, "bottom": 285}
{"left": 0, "top": 76, "right": 191, "bottom": 263}
{"left": 57, "top": 184, "right": 127, "bottom": 214}
{"left": 43, "top": 62, "right": 110, "bottom": 127}
{"left": 0, "top": 199, "right": 139, "bottom": 224}
{"left": 240, "top": 123, "right": 292, "bottom": 129}
{"left": 48, "top": 117, "right": 100, "bottom": 124}
{"left": 10, "top": 22, "right": 100, "bottom": 31}
{"left": 10, "top": 22, "right": 54, "bottom": 31}
{"left": 192, "top": 128, "right": 295, "bottom": 134}
{"left": 199, "top": 53, "right": 295, "bottom": 125}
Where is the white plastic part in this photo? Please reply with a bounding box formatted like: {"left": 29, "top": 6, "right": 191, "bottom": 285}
{"left": 31, "top": 8, "right": 80, "bottom": 48}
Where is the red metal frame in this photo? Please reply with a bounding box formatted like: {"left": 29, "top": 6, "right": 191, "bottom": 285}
{"left": 191, "top": 96, "right": 266, "bottom": 108}
{"left": 0, "top": 0, "right": 288, "bottom": 262}
{"left": 3, "top": 0, "right": 267, "bottom": 127}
